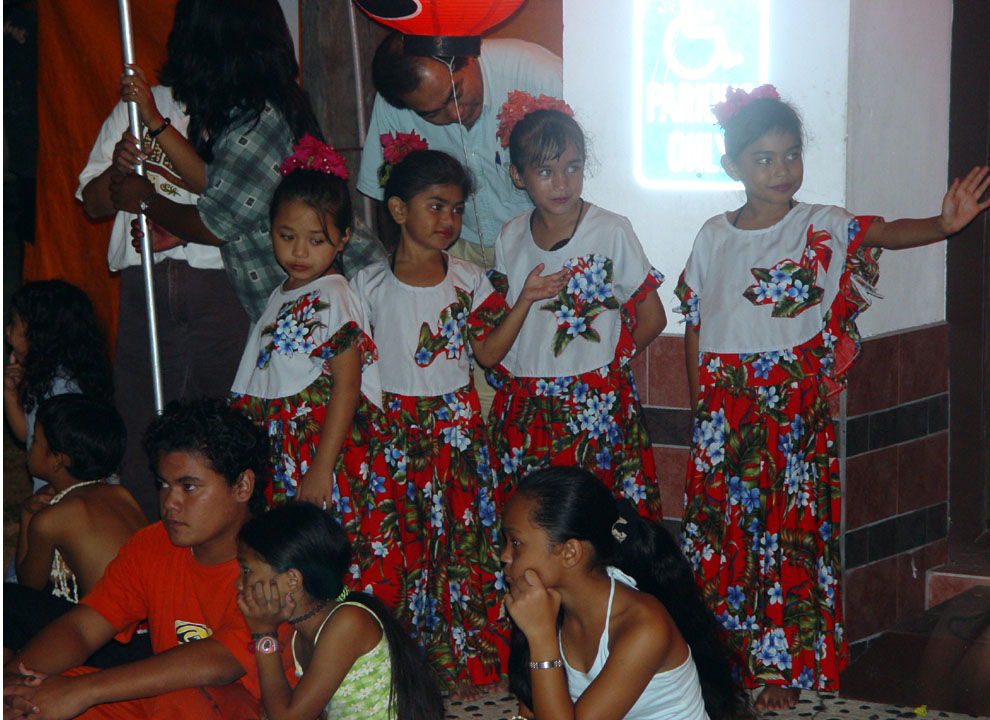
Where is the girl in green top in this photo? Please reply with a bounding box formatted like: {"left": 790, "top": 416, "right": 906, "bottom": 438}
{"left": 236, "top": 503, "right": 443, "bottom": 720}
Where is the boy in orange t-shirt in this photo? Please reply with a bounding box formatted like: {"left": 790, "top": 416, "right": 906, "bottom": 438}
{"left": 3, "top": 398, "right": 286, "bottom": 719}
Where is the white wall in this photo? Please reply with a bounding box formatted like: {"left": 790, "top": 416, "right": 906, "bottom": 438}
{"left": 279, "top": 0, "right": 300, "bottom": 60}
{"left": 846, "top": 0, "right": 951, "bottom": 336}
{"left": 562, "top": 0, "right": 952, "bottom": 337}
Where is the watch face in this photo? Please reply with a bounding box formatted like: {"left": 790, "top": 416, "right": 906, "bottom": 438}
{"left": 256, "top": 636, "right": 279, "bottom": 655}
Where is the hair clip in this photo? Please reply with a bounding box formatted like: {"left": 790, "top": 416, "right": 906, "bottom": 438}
{"left": 280, "top": 134, "right": 349, "bottom": 180}
{"left": 496, "top": 90, "right": 574, "bottom": 148}
{"left": 712, "top": 84, "right": 781, "bottom": 128}
{"left": 611, "top": 516, "right": 628, "bottom": 543}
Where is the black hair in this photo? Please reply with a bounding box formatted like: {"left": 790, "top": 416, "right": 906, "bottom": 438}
{"left": 371, "top": 31, "right": 468, "bottom": 110}
{"left": 507, "top": 467, "right": 747, "bottom": 720}
{"left": 270, "top": 169, "right": 353, "bottom": 275}
{"left": 508, "top": 109, "right": 586, "bottom": 173}
{"left": 143, "top": 398, "right": 269, "bottom": 516}
{"left": 239, "top": 504, "right": 444, "bottom": 720}
{"left": 382, "top": 150, "right": 474, "bottom": 249}
{"left": 722, "top": 97, "right": 804, "bottom": 161}
{"left": 9, "top": 280, "right": 112, "bottom": 414}
{"left": 158, "top": 0, "right": 322, "bottom": 162}
{"left": 35, "top": 394, "right": 125, "bottom": 482}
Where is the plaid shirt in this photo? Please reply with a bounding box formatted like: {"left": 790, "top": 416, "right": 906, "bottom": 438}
{"left": 198, "top": 105, "right": 386, "bottom": 320}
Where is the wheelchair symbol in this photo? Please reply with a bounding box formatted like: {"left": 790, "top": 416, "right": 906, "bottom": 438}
{"left": 661, "top": 0, "right": 743, "bottom": 80}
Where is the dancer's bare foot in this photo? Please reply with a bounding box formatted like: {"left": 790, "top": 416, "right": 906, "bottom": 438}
{"left": 754, "top": 685, "right": 800, "bottom": 712}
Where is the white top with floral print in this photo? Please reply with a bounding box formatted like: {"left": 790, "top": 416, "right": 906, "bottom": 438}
{"left": 351, "top": 256, "right": 496, "bottom": 396}
{"left": 494, "top": 203, "right": 659, "bottom": 378}
{"left": 230, "top": 274, "right": 382, "bottom": 408}
{"left": 681, "top": 203, "right": 865, "bottom": 354}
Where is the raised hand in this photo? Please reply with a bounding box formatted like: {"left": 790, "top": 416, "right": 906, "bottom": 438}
{"left": 111, "top": 132, "right": 145, "bottom": 176}
{"left": 130, "top": 219, "right": 185, "bottom": 254}
{"left": 4, "top": 352, "right": 25, "bottom": 394}
{"left": 237, "top": 578, "right": 295, "bottom": 635}
{"left": 518, "top": 263, "right": 569, "bottom": 303}
{"left": 120, "top": 64, "right": 163, "bottom": 129}
{"left": 939, "top": 165, "right": 990, "bottom": 235}
{"left": 503, "top": 568, "right": 561, "bottom": 640}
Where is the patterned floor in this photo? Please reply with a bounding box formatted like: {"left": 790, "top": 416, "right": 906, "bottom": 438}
{"left": 444, "top": 689, "right": 988, "bottom": 719}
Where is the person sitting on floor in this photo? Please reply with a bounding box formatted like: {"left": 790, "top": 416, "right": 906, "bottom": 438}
{"left": 2, "top": 397, "right": 285, "bottom": 720}
{"left": 5, "top": 395, "right": 148, "bottom": 668}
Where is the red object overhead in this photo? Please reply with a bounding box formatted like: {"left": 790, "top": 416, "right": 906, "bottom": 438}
{"left": 353, "top": 0, "right": 526, "bottom": 56}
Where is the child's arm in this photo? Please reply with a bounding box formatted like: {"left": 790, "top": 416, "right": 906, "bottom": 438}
{"left": 505, "top": 570, "right": 668, "bottom": 720}
{"left": 863, "top": 165, "right": 990, "bottom": 249}
{"left": 470, "top": 263, "right": 567, "bottom": 368}
{"left": 15, "top": 494, "right": 60, "bottom": 590}
{"left": 238, "top": 580, "right": 380, "bottom": 720}
{"left": 4, "top": 352, "right": 27, "bottom": 443}
{"left": 119, "top": 65, "right": 207, "bottom": 193}
{"left": 297, "top": 346, "right": 361, "bottom": 508}
{"left": 685, "top": 325, "right": 699, "bottom": 409}
{"left": 631, "top": 291, "right": 666, "bottom": 355}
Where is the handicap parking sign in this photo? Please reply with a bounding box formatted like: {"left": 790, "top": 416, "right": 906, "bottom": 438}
{"left": 633, "top": 0, "right": 768, "bottom": 189}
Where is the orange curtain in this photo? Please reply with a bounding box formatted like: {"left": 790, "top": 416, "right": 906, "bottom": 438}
{"left": 26, "top": 0, "right": 175, "bottom": 351}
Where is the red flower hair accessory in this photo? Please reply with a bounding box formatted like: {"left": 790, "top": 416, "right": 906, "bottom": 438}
{"left": 280, "top": 134, "right": 349, "bottom": 180}
{"left": 712, "top": 84, "right": 780, "bottom": 128}
{"left": 378, "top": 131, "right": 429, "bottom": 187}
{"left": 496, "top": 91, "right": 574, "bottom": 148}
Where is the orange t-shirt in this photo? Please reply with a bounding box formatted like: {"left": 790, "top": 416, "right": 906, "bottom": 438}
{"left": 82, "top": 522, "right": 290, "bottom": 700}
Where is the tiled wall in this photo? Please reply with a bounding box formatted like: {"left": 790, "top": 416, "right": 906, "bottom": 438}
{"left": 636, "top": 323, "right": 949, "bottom": 650}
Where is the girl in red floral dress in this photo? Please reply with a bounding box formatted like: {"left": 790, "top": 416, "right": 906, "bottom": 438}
{"left": 487, "top": 97, "right": 667, "bottom": 520}
{"left": 676, "top": 85, "right": 990, "bottom": 712}
{"left": 351, "top": 150, "right": 565, "bottom": 697}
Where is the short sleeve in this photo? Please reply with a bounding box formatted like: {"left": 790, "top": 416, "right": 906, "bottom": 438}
{"left": 355, "top": 100, "right": 389, "bottom": 201}
{"left": 466, "top": 272, "right": 508, "bottom": 340}
{"left": 197, "top": 106, "right": 292, "bottom": 242}
{"left": 673, "top": 270, "right": 701, "bottom": 330}
{"left": 608, "top": 217, "right": 659, "bottom": 304}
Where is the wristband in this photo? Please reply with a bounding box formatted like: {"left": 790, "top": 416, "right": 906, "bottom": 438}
{"left": 528, "top": 659, "right": 563, "bottom": 670}
{"left": 249, "top": 631, "right": 278, "bottom": 641}
{"left": 148, "top": 117, "right": 171, "bottom": 138}
{"left": 249, "top": 635, "right": 281, "bottom": 655}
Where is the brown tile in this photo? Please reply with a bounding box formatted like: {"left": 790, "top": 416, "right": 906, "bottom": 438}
{"left": 896, "top": 540, "right": 948, "bottom": 622}
{"left": 653, "top": 446, "right": 689, "bottom": 521}
{"left": 844, "top": 556, "right": 898, "bottom": 642}
{"left": 926, "top": 571, "right": 990, "bottom": 608}
{"left": 896, "top": 432, "right": 948, "bottom": 514}
{"left": 846, "top": 334, "right": 899, "bottom": 416}
{"left": 629, "top": 351, "right": 649, "bottom": 406}
{"left": 844, "top": 446, "right": 899, "bottom": 529}
{"left": 898, "top": 323, "right": 948, "bottom": 404}
{"left": 648, "top": 334, "right": 690, "bottom": 409}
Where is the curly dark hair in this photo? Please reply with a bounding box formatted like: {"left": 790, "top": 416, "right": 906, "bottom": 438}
{"left": 9, "top": 280, "right": 112, "bottom": 414}
{"left": 158, "top": 0, "right": 322, "bottom": 161}
{"left": 143, "top": 398, "right": 269, "bottom": 516}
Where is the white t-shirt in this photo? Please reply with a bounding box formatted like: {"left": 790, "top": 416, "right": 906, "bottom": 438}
{"left": 230, "top": 275, "right": 382, "bottom": 410}
{"left": 356, "top": 39, "right": 562, "bottom": 249}
{"left": 75, "top": 86, "right": 222, "bottom": 271}
{"left": 494, "top": 204, "right": 660, "bottom": 378}
{"left": 682, "top": 204, "right": 866, "bottom": 354}
{"left": 351, "top": 256, "right": 497, "bottom": 397}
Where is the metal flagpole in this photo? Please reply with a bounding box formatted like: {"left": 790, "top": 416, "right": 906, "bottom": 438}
{"left": 117, "top": 0, "right": 165, "bottom": 413}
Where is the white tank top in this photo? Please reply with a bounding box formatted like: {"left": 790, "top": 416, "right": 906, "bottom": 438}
{"left": 559, "top": 567, "right": 709, "bottom": 720}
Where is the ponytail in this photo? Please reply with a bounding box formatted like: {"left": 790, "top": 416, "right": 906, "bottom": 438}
{"left": 507, "top": 467, "right": 748, "bottom": 720}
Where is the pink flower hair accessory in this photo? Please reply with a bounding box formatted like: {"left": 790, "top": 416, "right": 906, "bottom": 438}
{"left": 378, "top": 131, "right": 429, "bottom": 187}
{"left": 280, "top": 134, "right": 349, "bottom": 180}
{"left": 496, "top": 91, "right": 574, "bottom": 148}
{"left": 712, "top": 84, "right": 780, "bottom": 128}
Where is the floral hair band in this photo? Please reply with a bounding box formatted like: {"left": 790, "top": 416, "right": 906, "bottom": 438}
{"left": 712, "top": 84, "right": 780, "bottom": 128}
{"left": 496, "top": 90, "right": 574, "bottom": 148}
{"left": 280, "top": 134, "right": 349, "bottom": 180}
{"left": 377, "top": 131, "right": 429, "bottom": 187}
